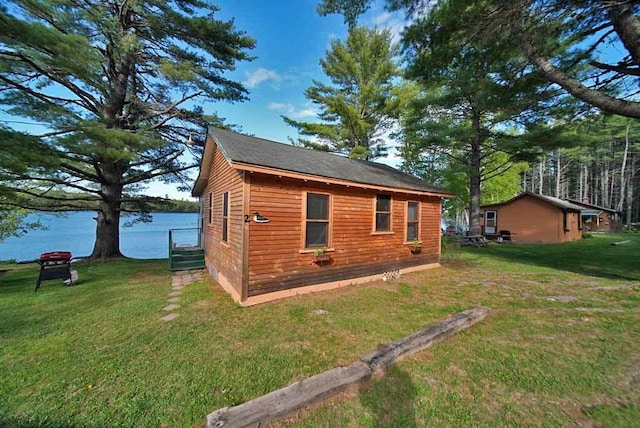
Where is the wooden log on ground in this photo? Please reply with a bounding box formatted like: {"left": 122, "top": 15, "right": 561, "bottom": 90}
{"left": 611, "top": 240, "right": 630, "bottom": 246}
{"left": 207, "top": 362, "right": 372, "bottom": 428}
{"left": 360, "top": 307, "right": 490, "bottom": 371}
{"left": 206, "top": 307, "right": 490, "bottom": 428}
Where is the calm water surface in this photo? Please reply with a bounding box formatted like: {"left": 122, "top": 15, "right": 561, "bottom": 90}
{"left": 0, "top": 211, "right": 199, "bottom": 261}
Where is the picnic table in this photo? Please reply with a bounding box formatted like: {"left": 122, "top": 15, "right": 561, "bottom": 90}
{"left": 461, "top": 235, "right": 489, "bottom": 247}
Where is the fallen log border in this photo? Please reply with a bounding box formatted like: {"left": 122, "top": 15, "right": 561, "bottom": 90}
{"left": 207, "top": 307, "right": 490, "bottom": 428}
{"left": 611, "top": 240, "right": 630, "bottom": 246}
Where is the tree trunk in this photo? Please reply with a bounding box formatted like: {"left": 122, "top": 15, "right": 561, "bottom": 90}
{"left": 617, "top": 124, "right": 629, "bottom": 212}
{"left": 583, "top": 163, "right": 589, "bottom": 201}
{"left": 579, "top": 163, "right": 583, "bottom": 200}
{"left": 92, "top": 208, "right": 122, "bottom": 258}
{"left": 468, "top": 110, "right": 482, "bottom": 236}
{"left": 538, "top": 156, "right": 544, "bottom": 194}
{"left": 555, "top": 151, "right": 561, "bottom": 197}
{"left": 91, "top": 163, "right": 125, "bottom": 259}
{"left": 602, "top": 164, "right": 608, "bottom": 208}
{"left": 626, "top": 156, "right": 635, "bottom": 225}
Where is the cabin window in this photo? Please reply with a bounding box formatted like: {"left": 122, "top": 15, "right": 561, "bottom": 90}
{"left": 375, "top": 194, "right": 392, "bottom": 231}
{"left": 305, "top": 193, "right": 330, "bottom": 248}
{"left": 407, "top": 201, "right": 419, "bottom": 241}
{"left": 222, "top": 192, "right": 229, "bottom": 242}
{"left": 562, "top": 211, "right": 575, "bottom": 232}
{"left": 208, "top": 193, "right": 213, "bottom": 224}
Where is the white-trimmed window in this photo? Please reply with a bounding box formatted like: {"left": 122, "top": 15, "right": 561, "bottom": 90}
{"left": 222, "top": 192, "right": 229, "bottom": 242}
{"left": 407, "top": 201, "right": 419, "bottom": 241}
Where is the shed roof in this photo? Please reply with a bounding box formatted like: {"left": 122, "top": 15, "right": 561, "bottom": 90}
{"left": 481, "top": 192, "right": 583, "bottom": 212}
{"left": 192, "top": 127, "right": 452, "bottom": 197}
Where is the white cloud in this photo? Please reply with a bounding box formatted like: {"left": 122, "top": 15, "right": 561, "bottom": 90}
{"left": 244, "top": 68, "right": 282, "bottom": 89}
{"left": 267, "top": 102, "right": 288, "bottom": 110}
{"left": 370, "top": 11, "right": 407, "bottom": 45}
{"left": 267, "top": 102, "right": 317, "bottom": 119}
{"left": 372, "top": 11, "right": 393, "bottom": 26}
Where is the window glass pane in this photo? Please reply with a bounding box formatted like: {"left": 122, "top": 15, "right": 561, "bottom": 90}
{"left": 305, "top": 222, "right": 327, "bottom": 247}
{"left": 208, "top": 193, "right": 212, "bottom": 223}
{"left": 408, "top": 202, "right": 418, "bottom": 221}
{"left": 376, "top": 195, "right": 391, "bottom": 212}
{"left": 376, "top": 213, "right": 390, "bottom": 231}
{"left": 307, "top": 193, "right": 328, "bottom": 220}
{"left": 223, "top": 192, "right": 229, "bottom": 215}
{"left": 407, "top": 223, "right": 418, "bottom": 241}
{"left": 222, "top": 218, "right": 228, "bottom": 242}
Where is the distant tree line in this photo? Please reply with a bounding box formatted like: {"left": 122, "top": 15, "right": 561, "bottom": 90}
{"left": 524, "top": 116, "right": 639, "bottom": 224}
{"left": 142, "top": 198, "right": 199, "bottom": 213}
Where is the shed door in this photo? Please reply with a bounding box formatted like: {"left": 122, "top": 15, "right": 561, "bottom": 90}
{"left": 484, "top": 211, "right": 497, "bottom": 234}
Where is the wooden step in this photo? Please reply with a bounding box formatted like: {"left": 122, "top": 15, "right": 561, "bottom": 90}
{"left": 169, "top": 247, "right": 205, "bottom": 271}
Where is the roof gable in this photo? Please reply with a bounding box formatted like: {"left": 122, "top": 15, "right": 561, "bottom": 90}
{"left": 193, "top": 127, "right": 452, "bottom": 197}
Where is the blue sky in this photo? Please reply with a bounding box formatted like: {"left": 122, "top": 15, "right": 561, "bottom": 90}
{"left": 150, "top": 0, "right": 404, "bottom": 199}
{"left": 209, "top": 0, "right": 401, "bottom": 143}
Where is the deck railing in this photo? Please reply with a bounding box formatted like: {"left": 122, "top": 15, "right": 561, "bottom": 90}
{"left": 168, "top": 228, "right": 204, "bottom": 271}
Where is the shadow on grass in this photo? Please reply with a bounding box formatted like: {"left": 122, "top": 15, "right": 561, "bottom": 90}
{"left": 360, "top": 365, "right": 417, "bottom": 427}
{"left": 468, "top": 234, "right": 640, "bottom": 281}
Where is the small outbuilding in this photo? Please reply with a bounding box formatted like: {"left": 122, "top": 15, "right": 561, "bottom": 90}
{"left": 480, "top": 192, "right": 583, "bottom": 243}
{"left": 191, "top": 127, "right": 453, "bottom": 305}
{"left": 564, "top": 199, "right": 622, "bottom": 233}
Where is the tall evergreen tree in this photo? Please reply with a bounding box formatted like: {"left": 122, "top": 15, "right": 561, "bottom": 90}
{"left": 398, "top": 3, "right": 565, "bottom": 235}
{"left": 320, "top": 0, "right": 640, "bottom": 119}
{"left": 283, "top": 26, "right": 399, "bottom": 160}
{"left": 0, "top": 0, "right": 254, "bottom": 258}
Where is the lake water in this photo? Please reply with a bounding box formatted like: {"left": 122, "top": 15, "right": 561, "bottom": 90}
{"left": 0, "top": 211, "right": 200, "bottom": 261}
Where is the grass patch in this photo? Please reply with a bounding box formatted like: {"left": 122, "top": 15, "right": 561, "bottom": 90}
{"left": 1, "top": 235, "right": 639, "bottom": 427}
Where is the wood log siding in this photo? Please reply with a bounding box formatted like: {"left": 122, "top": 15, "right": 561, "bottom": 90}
{"left": 202, "top": 142, "right": 245, "bottom": 297}
{"left": 247, "top": 174, "right": 442, "bottom": 296}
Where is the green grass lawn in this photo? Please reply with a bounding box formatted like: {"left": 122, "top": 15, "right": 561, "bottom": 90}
{"left": 1, "top": 234, "right": 639, "bottom": 427}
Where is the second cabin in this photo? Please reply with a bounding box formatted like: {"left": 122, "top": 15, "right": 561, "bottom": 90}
{"left": 192, "top": 127, "right": 453, "bottom": 305}
{"left": 480, "top": 192, "right": 583, "bottom": 243}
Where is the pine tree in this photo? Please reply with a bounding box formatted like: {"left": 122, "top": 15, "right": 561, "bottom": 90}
{"left": 0, "top": 0, "right": 255, "bottom": 258}
{"left": 397, "top": 1, "right": 565, "bottom": 235}
{"left": 283, "top": 26, "right": 399, "bottom": 160}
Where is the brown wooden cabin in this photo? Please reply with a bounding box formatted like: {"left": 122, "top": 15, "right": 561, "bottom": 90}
{"left": 191, "top": 127, "right": 453, "bottom": 305}
{"left": 564, "top": 199, "right": 622, "bottom": 233}
{"left": 480, "top": 192, "right": 582, "bottom": 243}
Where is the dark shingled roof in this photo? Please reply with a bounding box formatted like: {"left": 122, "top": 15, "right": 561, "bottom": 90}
{"left": 565, "top": 199, "right": 620, "bottom": 213}
{"left": 206, "top": 127, "right": 451, "bottom": 195}
{"left": 482, "top": 192, "right": 583, "bottom": 211}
